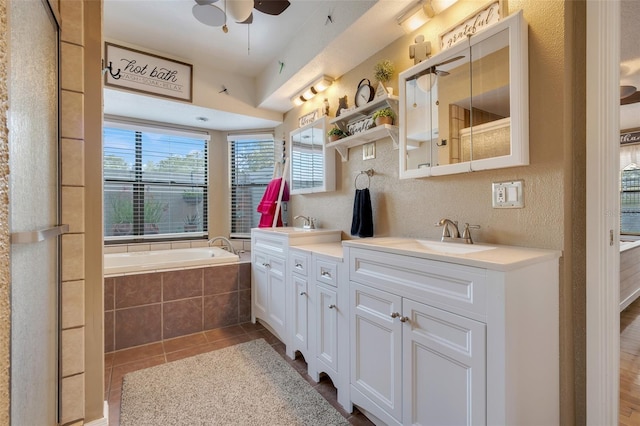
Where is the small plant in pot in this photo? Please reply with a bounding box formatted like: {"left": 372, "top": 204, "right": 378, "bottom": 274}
{"left": 183, "top": 213, "right": 200, "bottom": 232}
{"left": 372, "top": 107, "right": 396, "bottom": 126}
{"left": 327, "top": 127, "right": 348, "bottom": 142}
{"left": 374, "top": 59, "right": 395, "bottom": 94}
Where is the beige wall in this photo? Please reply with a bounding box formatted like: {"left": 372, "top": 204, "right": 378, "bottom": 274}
{"left": 278, "top": 1, "right": 585, "bottom": 423}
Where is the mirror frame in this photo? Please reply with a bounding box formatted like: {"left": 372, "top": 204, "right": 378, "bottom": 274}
{"left": 289, "top": 116, "right": 335, "bottom": 195}
{"left": 399, "top": 10, "right": 528, "bottom": 178}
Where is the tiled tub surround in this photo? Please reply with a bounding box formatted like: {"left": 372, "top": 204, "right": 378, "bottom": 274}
{"left": 104, "top": 261, "right": 251, "bottom": 352}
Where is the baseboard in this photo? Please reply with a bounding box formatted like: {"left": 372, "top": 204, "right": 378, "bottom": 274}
{"left": 84, "top": 401, "right": 109, "bottom": 426}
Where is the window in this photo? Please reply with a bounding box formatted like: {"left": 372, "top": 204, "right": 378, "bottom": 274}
{"left": 104, "top": 121, "right": 209, "bottom": 241}
{"left": 622, "top": 164, "right": 640, "bottom": 235}
{"left": 229, "top": 134, "right": 275, "bottom": 237}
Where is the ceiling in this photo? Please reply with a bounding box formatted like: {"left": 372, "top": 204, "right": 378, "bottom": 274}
{"left": 103, "top": 0, "right": 418, "bottom": 131}
{"left": 104, "top": 0, "right": 640, "bottom": 132}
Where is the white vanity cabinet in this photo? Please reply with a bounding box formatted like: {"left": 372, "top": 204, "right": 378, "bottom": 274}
{"left": 287, "top": 248, "right": 314, "bottom": 372}
{"left": 344, "top": 240, "right": 560, "bottom": 426}
{"left": 250, "top": 228, "right": 341, "bottom": 348}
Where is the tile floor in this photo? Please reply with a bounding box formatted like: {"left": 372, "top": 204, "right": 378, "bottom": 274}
{"left": 104, "top": 321, "right": 374, "bottom": 425}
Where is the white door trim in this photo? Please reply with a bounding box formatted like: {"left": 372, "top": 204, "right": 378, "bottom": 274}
{"left": 586, "top": 0, "right": 620, "bottom": 424}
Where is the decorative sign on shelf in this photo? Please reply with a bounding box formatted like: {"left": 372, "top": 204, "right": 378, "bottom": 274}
{"left": 104, "top": 42, "right": 193, "bottom": 102}
{"left": 298, "top": 109, "right": 321, "bottom": 128}
{"left": 440, "top": 1, "right": 502, "bottom": 50}
{"left": 347, "top": 115, "right": 374, "bottom": 135}
{"left": 621, "top": 130, "right": 640, "bottom": 145}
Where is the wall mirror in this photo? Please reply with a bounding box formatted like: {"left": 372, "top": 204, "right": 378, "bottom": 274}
{"left": 399, "top": 10, "right": 528, "bottom": 178}
{"left": 290, "top": 117, "right": 335, "bottom": 194}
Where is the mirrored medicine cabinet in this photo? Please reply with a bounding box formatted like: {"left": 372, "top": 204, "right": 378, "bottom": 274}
{"left": 399, "top": 10, "right": 528, "bottom": 178}
{"left": 289, "top": 117, "right": 335, "bottom": 194}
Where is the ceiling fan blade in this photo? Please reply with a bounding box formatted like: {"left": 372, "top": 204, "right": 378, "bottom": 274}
{"left": 238, "top": 12, "right": 254, "bottom": 24}
{"left": 621, "top": 85, "right": 637, "bottom": 99}
{"left": 192, "top": 3, "right": 226, "bottom": 27}
{"left": 253, "top": 0, "right": 290, "bottom": 16}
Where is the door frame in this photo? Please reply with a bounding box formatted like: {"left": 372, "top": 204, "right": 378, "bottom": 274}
{"left": 586, "top": 0, "right": 620, "bottom": 424}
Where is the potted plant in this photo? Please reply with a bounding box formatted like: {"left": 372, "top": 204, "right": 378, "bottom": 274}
{"left": 374, "top": 59, "right": 395, "bottom": 94}
{"left": 182, "top": 189, "right": 203, "bottom": 205}
{"left": 143, "top": 196, "right": 167, "bottom": 234}
{"left": 327, "top": 127, "right": 348, "bottom": 142}
{"left": 372, "top": 107, "right": 396, "bottom": 126}
{"left": 110, "top": 194, "right": 133, "bottom": 236}
{"left": 183, "top": 213, "right": 200, "bottom": 232}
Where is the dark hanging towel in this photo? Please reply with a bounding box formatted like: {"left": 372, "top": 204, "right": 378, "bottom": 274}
{"left": 350, "top": 188, "right": 374, "bottom": 238}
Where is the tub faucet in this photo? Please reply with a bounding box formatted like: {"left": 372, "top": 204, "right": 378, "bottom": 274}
{"left": 435, "top": 218, "right": 460, "bottom": 241}
{"left": 294, "top": 215, "right": 315, "bottom": 229}
{"left": 207, "top": 236, "right": 237, "bottom": 255}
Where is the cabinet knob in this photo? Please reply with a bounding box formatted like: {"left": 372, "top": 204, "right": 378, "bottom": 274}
{"left": 400, "top": 316, "right": 410, "bottom": 323}
{"left": 300, "top": 291, "right": 307, "bottom": 296}
{"left": 328, "top": 304, "right": 336, "bottom": 309}
{"left": 390, "top": 312, "right": 400, "bottom": 318}
{"left": 321, "top": 271, "right": 332, "bottom": 278}
{"left": 295, "top": 263, "right": 303, "bottom": 268}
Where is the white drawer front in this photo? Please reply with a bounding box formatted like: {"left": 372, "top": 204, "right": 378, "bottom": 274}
{"left": 316, "top": 259, "right": 338, "bottom": 287}
{"left": 349, "top": 247, "right": 487, "bottom": 319}
{"left": 289, "top": 250, "right": 309, "bottom": 277}
{"left": 252, "top": 232, "right": 287, "bottom": 257}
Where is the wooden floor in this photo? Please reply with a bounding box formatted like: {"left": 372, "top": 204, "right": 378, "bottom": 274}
{"left": 621, "top": 296, "right": 640, "bottom": 425}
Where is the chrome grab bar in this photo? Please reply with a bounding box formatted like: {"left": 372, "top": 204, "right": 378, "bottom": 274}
{"left": 10, "top": 224, "right": 69, "bottom": 244}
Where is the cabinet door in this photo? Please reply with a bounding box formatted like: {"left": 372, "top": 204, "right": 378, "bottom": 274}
{"left": 316, "top": 283, "right": 338, "bottom": 372}
{"left": 292, "top": 273, "right": 310, "bottom": 355}
{"left": 402, "top": 298, "right": 486, "bottom": 426}
{"left": 267, "top": 255, "right": 287, "bottom": 339}
{"left": 252, "top": 250, "right": 270, "bottom": 320}
{"left": 350, "top": 282, "right": 403, "bottom": 422}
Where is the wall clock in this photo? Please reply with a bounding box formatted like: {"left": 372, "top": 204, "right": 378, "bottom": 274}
{"left": 355, "top": 78, "right": 375, "bottom": 107}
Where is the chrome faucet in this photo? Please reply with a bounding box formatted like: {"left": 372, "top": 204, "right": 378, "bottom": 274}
{"left": 436, "top": 218, "right": 460, "bottom": 241}
{"left": 207, "top": 236, "right": 237, "bottom": 254}
{"left": 435, "top": 219, "right": 480, "bottom": 244}
{"left": 294, "top": 215, "right": 315, "bottom": 229}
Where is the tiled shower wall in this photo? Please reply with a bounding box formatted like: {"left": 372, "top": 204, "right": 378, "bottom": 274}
{"left": 104, "top": 262, "right": 251, "bottom": 352}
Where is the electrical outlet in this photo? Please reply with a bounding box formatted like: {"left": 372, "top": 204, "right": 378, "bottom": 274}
{"left": 363, "top": 142, "right": 376, "bottom": 160}
{"left": 492, "top": 180, "right": 524, "bottom": 208}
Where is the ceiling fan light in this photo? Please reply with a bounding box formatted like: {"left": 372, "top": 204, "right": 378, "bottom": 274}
{"left": 192, "top": 3, "right": 226, "bottom": 26}
{"left": 621, "top": 85, "right": 637, "bottom": 99}
{"left": 227, "top": 0, "right": 253, "bottom": 22}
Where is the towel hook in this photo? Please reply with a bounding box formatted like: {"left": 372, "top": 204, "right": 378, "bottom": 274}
{"left": 354, "top": 168, "right": 374, "bottom": 190}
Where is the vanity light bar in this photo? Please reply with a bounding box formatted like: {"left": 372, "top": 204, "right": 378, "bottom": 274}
{"left": 290, "top": 75, "right": 334, "bottom": 106}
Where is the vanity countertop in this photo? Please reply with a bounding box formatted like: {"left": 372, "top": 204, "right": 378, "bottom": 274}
{"left": 342, "top": 237, "right": 561, "bottom": 272}
{"left": 621, "top": 239, "right": 640, "bottom": 253}
{"left": 293, "top": 242, "right": 344, "bottom": 260}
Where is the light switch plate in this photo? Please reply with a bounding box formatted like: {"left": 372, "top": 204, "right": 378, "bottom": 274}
{"left": 363, "top": 142, "right": 376, "bottom": 160}
{"left": 492, "top": 180, "right": 524, "bottom": 208}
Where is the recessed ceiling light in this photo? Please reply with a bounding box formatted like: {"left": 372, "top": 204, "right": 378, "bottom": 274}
{"left": 196, "top": 116, "right": 209, "bottom": 122}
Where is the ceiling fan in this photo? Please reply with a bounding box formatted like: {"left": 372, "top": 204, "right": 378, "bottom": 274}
{"left": 193, "top": 0, "right": 290, "bottom": 30}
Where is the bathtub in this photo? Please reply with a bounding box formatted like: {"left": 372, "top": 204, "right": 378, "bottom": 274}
{"left": 104, "top": 247, "right": 239, "bottom": 276}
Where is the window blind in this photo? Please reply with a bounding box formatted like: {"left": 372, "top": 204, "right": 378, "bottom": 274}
{"left": 104, "top": 122, "right": 208, "bottom": 241}
{"left": 622, "top": 165, "right": 640, "bottom": 235}
{"left": 229, "top": 135, "right": 275, "bottom": 237}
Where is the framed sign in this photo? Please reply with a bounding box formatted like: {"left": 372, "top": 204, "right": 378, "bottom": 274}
{"left": 439, "top": 1, "right": 503, "bottom": 50}
{"left": 347, "top": 115, "right": 374, "bottom": 135}
{"left": 298, "top": 109, "right": 321, "bottom": 128}
{"left": 104, "top": 42, "right": 193, "bottom": 102}
{"left": 621, "top": 129, "right": 640, "bottom": 145}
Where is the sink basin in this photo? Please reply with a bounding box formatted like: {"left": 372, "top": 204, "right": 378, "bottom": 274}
{"left": 270, "top": 227, "right": 319, "bottom": 233}
{"left": 413, "top": 240, "right": 497, "bottom": 254}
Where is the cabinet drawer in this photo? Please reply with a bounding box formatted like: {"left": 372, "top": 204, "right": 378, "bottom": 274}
{"left": 315, "top": 258, "right": 338, "bottom": 287}
{"left": 349, "top": 247, "right": 487, "bottom": 318}
{"left": 252, "top": 232, "right": 287, "bottom": 257}
{"left": 289, "top": 250, "right": 310, "bottom": 276}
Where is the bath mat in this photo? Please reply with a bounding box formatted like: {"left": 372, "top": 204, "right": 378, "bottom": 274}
{"left": 120, "top": 339, "right": 349, "bottom": 425}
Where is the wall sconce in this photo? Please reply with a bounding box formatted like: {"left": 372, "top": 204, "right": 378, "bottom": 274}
{"left": 396, "top": 0, "right": 436, "bottom": 33}
{"left": 291, "top": 75, "right": 334, "bottom": 106}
